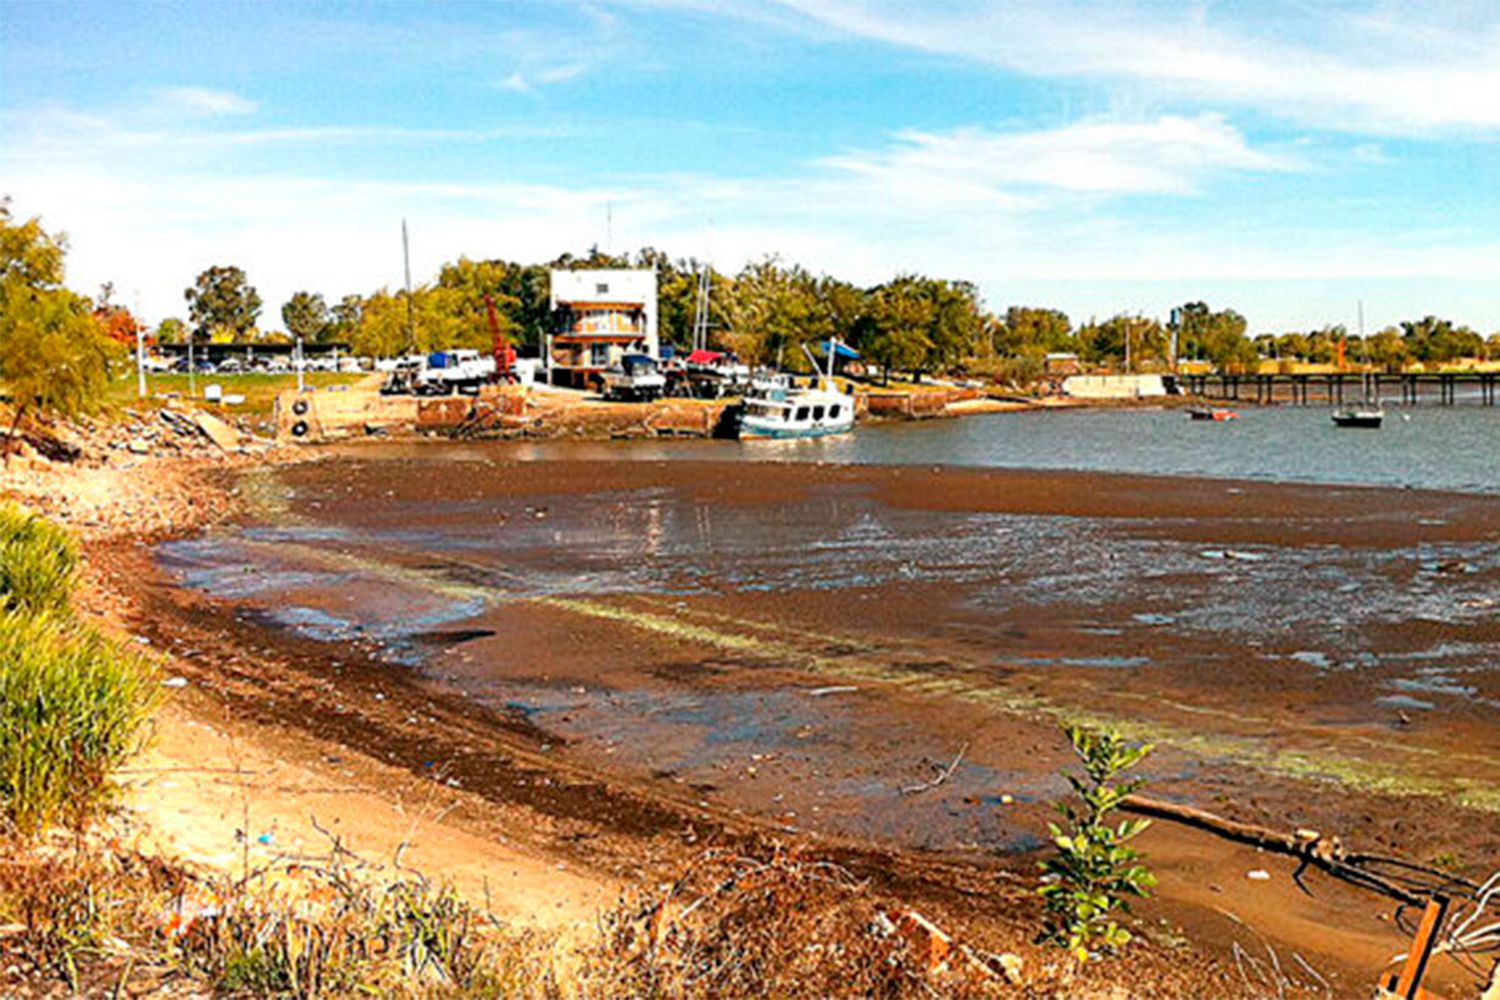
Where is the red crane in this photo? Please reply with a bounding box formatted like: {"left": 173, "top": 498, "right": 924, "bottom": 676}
{"left": 484, "top": 294, "right": 518, "bottom": 384}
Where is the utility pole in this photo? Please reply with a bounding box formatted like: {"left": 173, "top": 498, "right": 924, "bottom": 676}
{"left": 296, "top": 337, "right": 305, "bottom": 393}
{"left": 133, "top": 289, "right": 146, "bottom": 398}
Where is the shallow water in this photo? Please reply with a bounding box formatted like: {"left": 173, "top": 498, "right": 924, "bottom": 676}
{"left": 443, "top": 404, "right": 1500, "bottom": 493}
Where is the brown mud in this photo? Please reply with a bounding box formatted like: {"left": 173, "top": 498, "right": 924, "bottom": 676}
{"left": 117, "top": 449, "right": 1500, "bottom": 995}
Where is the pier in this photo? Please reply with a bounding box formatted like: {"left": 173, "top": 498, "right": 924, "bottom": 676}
{"left": 1181, "top": 371, "right": 1500, "bottom": 406}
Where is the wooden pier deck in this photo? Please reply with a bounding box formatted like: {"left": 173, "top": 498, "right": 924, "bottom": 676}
{"left": 1181, "top": 371, "right": 1499, "bottom": 405}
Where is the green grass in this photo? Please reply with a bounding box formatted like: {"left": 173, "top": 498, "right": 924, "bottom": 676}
{"left": 0, "top": 611, "right": 160, "bottom": 836}
{"left": 104, "top": 372, "right": 369, "bottom": 417}
{"left": 0, "top": 502, "right": 79, "bottom": 614}
{"left": 0, "top": 508, "right": 160, "bottom": 837}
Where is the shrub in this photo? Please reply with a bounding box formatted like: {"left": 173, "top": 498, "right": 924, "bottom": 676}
{"left": 0, "top": 502, "right": 80, "bottom": 614}
{"left": 0, "top": 611, "right": 160, "bottom": 836}
{"left": 1038, "top": 725, "right": 1156, "bottom": 962}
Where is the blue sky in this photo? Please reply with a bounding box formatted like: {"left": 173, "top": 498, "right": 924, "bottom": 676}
{"left": 4, "top": 0, "right": 1500, "bottom": 334}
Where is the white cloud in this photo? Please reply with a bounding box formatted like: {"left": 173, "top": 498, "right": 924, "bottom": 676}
{"left": 822, "top": 115, "right": 1292, "bottom": 201}
{"left": 773, "top": 0, "right": 1500, "bottom": 136}
{"left": 499, "top": 72, "right": 534, "bottom": 94}
{"left": 150, "top": 86, "right": 259, "bottom": 117}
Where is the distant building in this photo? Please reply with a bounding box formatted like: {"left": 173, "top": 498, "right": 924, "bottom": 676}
{"left": 1043, "top": 352, "right": 1081, "bottom": 375}
{"left": 546, "top": 269, "right": 658, "bottom": 389}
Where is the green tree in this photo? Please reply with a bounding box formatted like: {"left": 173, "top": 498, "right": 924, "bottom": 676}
{"left": 996, "top": 306, "right": 1072, "bottom": 357}
{"left": 281, "top": 291, "right": 331, "bottom": 343}
{"left": 0, "top": 202, "right": 118, "bottom": 460}
{"left": 184, "top": 265, "right": 261, "bottom": 343}
{"left": 328, "top": 294, "right": 363, "bottom": 343}
{"left": 155, "top": 317, "right": 187, "bottom": 345}
{"left": 865, "top": 276, "right": 934, "bottom": 380}
{"left": 1175, "top": 301, "right": 1254, "bottom": 370}
{"left": 718, "top": 257, "right": 826, "bottom": 368}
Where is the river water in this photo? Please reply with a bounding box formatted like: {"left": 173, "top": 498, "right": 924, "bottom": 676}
{"left": 481, "top": 404, "right": 1500, "bottom": 494}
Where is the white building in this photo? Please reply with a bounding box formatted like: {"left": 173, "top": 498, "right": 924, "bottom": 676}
{"left": 546, "top": 269, "right": 658, "bottom": 388}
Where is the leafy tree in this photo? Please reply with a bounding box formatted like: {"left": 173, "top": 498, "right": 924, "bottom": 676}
{"left": 1487, "top": 333, "right": 1500, "bottom": 361}
{"left": 1039, "top": 726, "right": 1155, "bottom": 963}
{"left": 184, "top": 265, "right": 261, "bottom": 343}
{"left": 865, "top": 276, "right": 934, "bottom": 380}
{"left": 1365, "top": 327, "right": 1407, "bottom": 370}
{"left": 328, "top": 295, "right": 363, "bottom": 343}
{"left": 0, "top": 201, "right": 118, "bottom": 460}
{"left": 1077, "top": 315, "right": 1166, "bottom": 368}
{"left": 281, "top": 291, "right": 331, "bottom": 343}
{"left": 155, "top": 317, "right": 187, "bottom": 345}
{"left": 718, "top": 257, "right": 826, "bottom": 368}
{"left": 1174, "top": 301, "right": 1254, "bottom": 370}
{"left": 995, "top": 306, "right": 1072, "bottom": 357}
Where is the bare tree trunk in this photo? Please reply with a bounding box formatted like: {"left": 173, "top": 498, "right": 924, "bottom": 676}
{"left": 4, "top": 402, "right": 25, "bottom": 468}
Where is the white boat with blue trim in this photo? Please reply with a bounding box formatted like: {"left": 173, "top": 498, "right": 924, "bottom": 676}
{"left": 737, "top": 339, "right": 857, "bottom": 440}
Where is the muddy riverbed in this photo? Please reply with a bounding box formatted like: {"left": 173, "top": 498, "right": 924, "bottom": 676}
{"left": 145, "top": 446, "right": 1500, "bottom": 991}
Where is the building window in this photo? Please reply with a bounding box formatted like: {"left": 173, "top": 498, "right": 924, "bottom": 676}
{"left": 596, "top": 283, "right": 609, "bottom": 295}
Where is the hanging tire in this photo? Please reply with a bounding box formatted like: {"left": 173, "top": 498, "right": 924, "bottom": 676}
{"left": 292, "top": 399, "right": 309, "bottom": 415}
{"left": 291, "top": 420, "right": 309, "bottom": 437}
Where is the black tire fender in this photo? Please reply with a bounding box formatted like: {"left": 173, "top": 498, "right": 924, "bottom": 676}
{"left": 292, "top": 399, "right": 310, "bottom": 415}
{"left": 290, "top": 420, "right": 309, "bottom": 437}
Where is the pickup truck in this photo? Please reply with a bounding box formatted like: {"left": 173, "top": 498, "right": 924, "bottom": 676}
{"left": 416, "top": 349, "right": 497, "bottom": 394}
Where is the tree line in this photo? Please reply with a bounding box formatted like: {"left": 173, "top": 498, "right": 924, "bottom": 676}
{"left": 7, "top": 194, "right": 1500, "bottom": 413}
{"left": 157, "top": 247, "right": 1500, "bottom": 377}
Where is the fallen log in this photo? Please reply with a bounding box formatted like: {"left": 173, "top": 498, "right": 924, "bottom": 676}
{"left": 1120, "top": 793, "right": 1456, "bottom": 906}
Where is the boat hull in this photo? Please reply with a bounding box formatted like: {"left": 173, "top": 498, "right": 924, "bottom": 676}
{"left": 1331, "top": 414, "right": 1383, "bottom": 428}
{"left": 738, "top": 419, "right": 855, "bottom": 440}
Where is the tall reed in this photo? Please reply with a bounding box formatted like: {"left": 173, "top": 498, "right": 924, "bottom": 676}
{"left": 0, "top": 612, "right": 159, "bottom": 835}
{"left": 0, "top": 502, "right": 79, "bottom": 614}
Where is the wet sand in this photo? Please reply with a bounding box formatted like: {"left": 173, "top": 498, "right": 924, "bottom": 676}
{"left": 136, "top": 448, "right": 1500, "bottom": 993}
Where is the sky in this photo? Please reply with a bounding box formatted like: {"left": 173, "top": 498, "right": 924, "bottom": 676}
{"left": 3, "top": 0, "right": 1500, "bottom": 334}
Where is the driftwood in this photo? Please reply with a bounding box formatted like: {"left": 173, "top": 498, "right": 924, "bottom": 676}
{"left": 899, "top": 742, "right": 969, "bottom": 796}
{"left": 1120, "top": 794, "right": 1479, "bottom": 907}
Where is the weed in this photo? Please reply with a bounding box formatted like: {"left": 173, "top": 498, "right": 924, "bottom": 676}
{"left": 0, "top": 611, "right": 160, "bottom": 836}
{"left": 1038, "top": 725, "right": 1156, "bottom": 963}
{"left": 0, "top": 501, "right": 79, "bottom": 613}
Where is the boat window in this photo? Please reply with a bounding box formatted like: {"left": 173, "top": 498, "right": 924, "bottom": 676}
{"left": 829, "top": 405, "right": 841, "bottom": 419}
{"left": 812, "top": 405, "right": 826, "bottom": 421}
{"left": 794, "top": 406, "right": 810, "bottom": 422}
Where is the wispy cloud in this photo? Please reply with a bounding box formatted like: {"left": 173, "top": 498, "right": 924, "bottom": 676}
{"left": 822, "top": 114, "right": 1292, "bottom": 203}
{"left": 150, "top": 86, "right": 258, "bottom": 117}
{"left": 774, "top": 0, "right": 1500, "bottom": 136}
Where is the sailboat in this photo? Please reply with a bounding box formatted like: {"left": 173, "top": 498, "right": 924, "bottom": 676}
{"left": 737, "top": 339, "right": 857, "bottom": 440}
{"left": 1332, "top": 301, "right": 1385, "bottom": 428}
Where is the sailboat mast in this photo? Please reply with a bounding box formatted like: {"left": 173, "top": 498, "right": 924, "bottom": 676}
{"left": 402, "top": 219, "right": 414, "bottom": 352}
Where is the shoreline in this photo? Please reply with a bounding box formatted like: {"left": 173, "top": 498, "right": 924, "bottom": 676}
{"left": 7, "top": 421, "right": 1496, "bottom": 995}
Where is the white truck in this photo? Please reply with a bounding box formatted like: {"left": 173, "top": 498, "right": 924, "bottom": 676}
{"left": 415, "top": 349, "right": 496, "bottom": 395}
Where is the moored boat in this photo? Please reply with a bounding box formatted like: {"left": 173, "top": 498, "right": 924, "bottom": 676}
{"left": 1187, "top": 406, "right": 1238, "bottom": 421}
{"left": 1331, "top": 406, "right": 1384, "bottom": 428}
{"left": 737, "top": 339, "right": 857, "bottom": 440}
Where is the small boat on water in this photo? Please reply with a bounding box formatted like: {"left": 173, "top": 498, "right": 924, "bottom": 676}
{"left": 1187, "top": 406, "right": 1238, "bottom": 421}
{"left": 1331, "top": 406, "right": 1384, "bottom": 428}
{"left": 737, "top": 339, "right": 857, "bottom": 440}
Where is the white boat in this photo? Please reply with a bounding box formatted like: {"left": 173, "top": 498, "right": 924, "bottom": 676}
{"left": 737, "top": 339, "right": 856, "bottom": 440}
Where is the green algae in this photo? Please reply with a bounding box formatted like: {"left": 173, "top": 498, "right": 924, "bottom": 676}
{"left": 536, "top": 595, "right": 1500, "bottom": 815}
